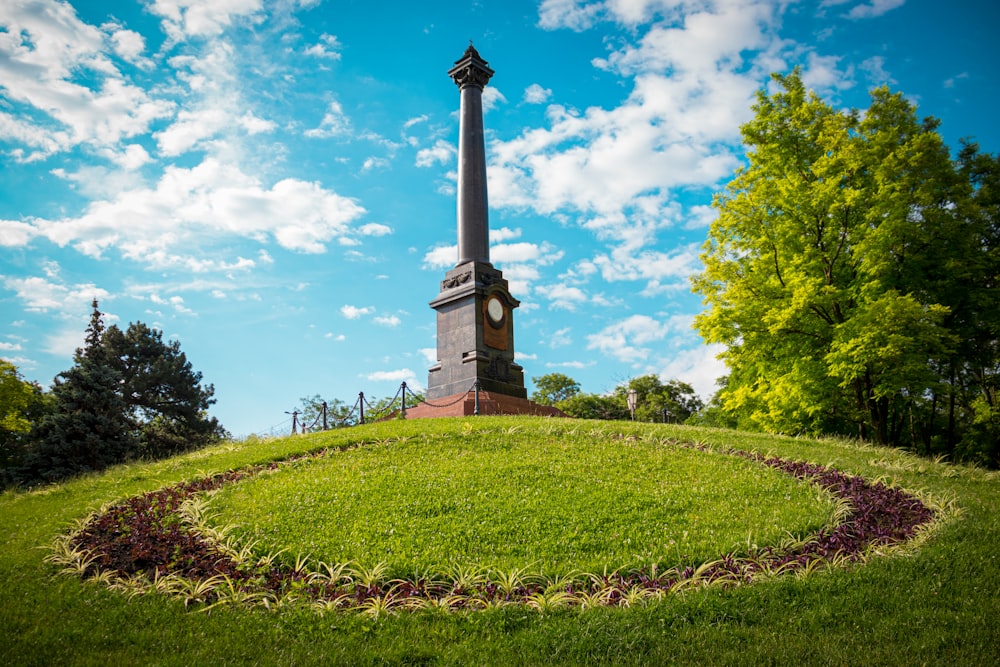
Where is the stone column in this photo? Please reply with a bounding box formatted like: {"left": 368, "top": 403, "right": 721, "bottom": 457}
{"left": 448, "top": 45, "right": 494, "bottom": 266}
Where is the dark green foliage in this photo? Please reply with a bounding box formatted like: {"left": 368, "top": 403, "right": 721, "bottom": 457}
{"left": 102, "top": 321, "right": 225, "bottom": 458}
{"left": 556, "top": 392, "right": 628, "bottom": 420}
{"left": 553, "top": 375, "right": 703, "bottom": 423}
{"left": 17, "top": 303, "right": 134, "bottom": 484}
{"left": 11, "top": 300, "right": 224, "bottom": 486}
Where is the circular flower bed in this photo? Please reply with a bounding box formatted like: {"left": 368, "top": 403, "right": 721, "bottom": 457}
{"left": 48, "top": 442, "right": 936, "bottom": 614}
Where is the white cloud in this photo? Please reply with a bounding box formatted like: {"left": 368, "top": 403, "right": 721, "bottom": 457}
{"left": 43, "top": 327, "right": 87, "bottom": 357}
{"left": 152, "top": 42, "right": 276, "bottom": 157}
{"left": 305, "top": 34, "right": 342, "bottom": 59}
{"left": 366, "top": 368, "right": 418, "bottom": 385}
{"left": 155, "top": 107, "right": 229, "bottom": 155}
{"left": 341, "top": 305, "right": 373, "bottom": 319}
{"left": 584, "top": 242, "right": 701, "bottom": 295}
{"left": 546, "top": 359, "right": 592, "bottom": 370}
{"left": 358, "top": 223, "right": 393, "bottom": 237}
{"left": 361, "top": 157, "right": 390, "bottom": 171}
{"left": 108, "top": 26, "right": 152, "bottom": 68}
{"left": 844, "top": 0, "right": 905, "bottom": 20}
{"left": 423, "top": 245, "right": 457, "bottom": 270}
{"left": 550, "top": 326, "right": 573, "bottom": 348}
{"left": 524, "top": 84, "right": 552, "bottom": 104}
{"left": 800, "top": 52, "right": 854, "bottom": 93}
{"left": 0, "top": 2, "right": 174, "bottom": 160}
{"left": 859, "top": 55, "right": 896, "bottom": 86}
{"left": 415, "top": 139, "right": 455, "bottom": 167}
{"left": 305, "top": 100, "right": 352, "bottom": 138}
{"left": 10, "top": 158, "right": 366, "bottom": 267}
{"left": 586, "top": 314, "right": 669, "bottom": 364}
{"left": 147, "top": 0, "right": 263, "bottom": 42}
{"left": 0, "top": 220, "right": 39, "bottom": 247}
{"left": 404, "top": 115, "right": 429, "bottom": 130}
{"left": 542, "top": 284, "right": 589, "bottom": 310}
{"left": 419, "top": 347, "right": 437, "bottom": 364}
{"left": 491, "top": 227, "right": 522, "bottom": 243}
{"left": 656, "top": 343, "right": 728, "bottom": 400}
{"left": 537, "top": 0, "right": 604, "bottom": 31}
{"left": 2, "top": 275, "right": 109, "bottom": 316}
{"left": 374, "top": 315, "right": 401, "bottom": 327}
{"left": 684, "top": 204, "right": 717, "bottom": 229}
{"left": 482, "top": 87, "right": 507, "bottom": 113}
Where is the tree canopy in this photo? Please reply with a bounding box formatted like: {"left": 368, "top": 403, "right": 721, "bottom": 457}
{"left": 532, "top": 373, "right": 702, "bottom": 423}
{"left": 692, "top": 71, "right": 999, "bottom": 466}
{"left": 8, "top": 301, "right": 226, "bottom": 486}
{"left": 530, "top": 373, "right": 581, "bottom": 406}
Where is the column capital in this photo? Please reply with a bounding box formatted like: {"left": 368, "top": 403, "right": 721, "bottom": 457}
{"left": 448, "top": 44, "right": 494, "bottom": 89}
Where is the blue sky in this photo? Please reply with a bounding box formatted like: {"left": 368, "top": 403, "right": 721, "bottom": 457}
{"left": 2, "top": 0, "right": 998, "bottom": 436}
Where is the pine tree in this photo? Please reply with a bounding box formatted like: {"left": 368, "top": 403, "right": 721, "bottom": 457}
{"left": 19, "top": 301, "right": 133, "bottom": 484}
{"left": 102, "top": 321, "right": 226, "bottom": 458}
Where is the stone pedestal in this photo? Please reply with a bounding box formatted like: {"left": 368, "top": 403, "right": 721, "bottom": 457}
{"left": 425, "top": 261, "right": 526, "bottom": 399}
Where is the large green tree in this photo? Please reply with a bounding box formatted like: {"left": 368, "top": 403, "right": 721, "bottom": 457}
{"left": 19, "top": 302, "right": 134, "bottom": 484}
{"left": 531, "top": 373, "right": 581, "bottom": 406}
{"left": 13, "top": 301, "right": 226, "bottom": 485}
{"left": 102, "top": 320, "right": 226, "bottom": 458}
{"left": 693, "top": 71, "right": 998, "bottom": 464}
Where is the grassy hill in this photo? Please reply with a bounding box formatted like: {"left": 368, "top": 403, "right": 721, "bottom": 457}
{"left": 1, "top": 417, "right": 997, "bottom": 666}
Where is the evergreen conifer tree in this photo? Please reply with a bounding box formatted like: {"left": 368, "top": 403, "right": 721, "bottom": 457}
{"left": 19, "top": 301, "right": 134, "bottom": 484}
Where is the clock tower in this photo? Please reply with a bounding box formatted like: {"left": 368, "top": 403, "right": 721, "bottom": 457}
{"left": 424, "top": 44, "right": 527, "bottom": 401}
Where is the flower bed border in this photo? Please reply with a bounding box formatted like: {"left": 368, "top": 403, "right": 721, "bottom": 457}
{"left": 47, "top": 439, "right": 938, "bottom": 614}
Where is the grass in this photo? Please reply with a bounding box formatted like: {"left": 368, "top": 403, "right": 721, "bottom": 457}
{"left": 208, "top": 425, "right": 835, "bottom": 576}
{"left": 1, "top": 416, "right": 997, "bottom": 665}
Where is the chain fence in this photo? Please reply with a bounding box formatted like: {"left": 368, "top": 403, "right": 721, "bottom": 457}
{"left": 256, "top": 380, "right": 485, "bottom": 437}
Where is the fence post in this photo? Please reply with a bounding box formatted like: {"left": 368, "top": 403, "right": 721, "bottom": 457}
{"left": 359, "top": 391, "right": 365, "bottom": 425}
{"left": 291, "top": 410, "right": 298, "bottom": 435}
{"left": 400, "top": 382, "right": 407, "bottom": 419}
{"left": 322, "top": 401, "right": 328, "bottom": 430}
{"left": 474, "top": 380, "right": 480, "bottom": 416}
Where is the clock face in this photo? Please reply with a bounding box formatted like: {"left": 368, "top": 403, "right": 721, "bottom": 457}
{"left": 486, "top": 296, "right": 505, "bottom": 324}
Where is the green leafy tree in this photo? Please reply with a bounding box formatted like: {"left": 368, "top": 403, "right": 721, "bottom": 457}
{"left": 531, "top": 373, "right": 581, "bottom": 406}
{"left": 297, "top": 394, "right": 358, "bottom": 429}
{"left": 692, "top": 71, "right": 989, "bottom": 457}
{"left": 613, "top": 375, "right": 704, "bottom": 423}
{"left": 102, "top": 321, "right": 226, "bottom": 458}
{"left": 556, "top": 393, "right": 628, "bottom": 421}
{"left": 0, "top": 361, "right": 50, "bottom": 477}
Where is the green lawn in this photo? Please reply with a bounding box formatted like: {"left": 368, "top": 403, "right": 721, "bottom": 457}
{"left": 2, "top": 417, "right": 997, "bottom": 666}
{"left": 209, "top": 424, "right": 834, "bottom": 577}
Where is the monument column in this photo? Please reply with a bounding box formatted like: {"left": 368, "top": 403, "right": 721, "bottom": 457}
{"left": 423, "top": 45, "right": 526, "bottom": 402}
{"left": 407, "top": 45, "right": 563, "bottom": 417}
{"left": 448, "top": 45, "right": 493, "bottom": 265}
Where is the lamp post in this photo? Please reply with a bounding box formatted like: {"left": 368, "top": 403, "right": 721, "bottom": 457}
{"left": 627, "top": 389, "right": 638, "bottom": 421}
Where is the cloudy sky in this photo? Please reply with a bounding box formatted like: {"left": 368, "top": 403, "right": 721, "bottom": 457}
{"left": 2, "top": 0, "right": 997, "bottom": 436}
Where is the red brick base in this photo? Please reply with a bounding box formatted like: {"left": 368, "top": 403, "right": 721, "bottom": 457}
{"left": 403, "top": 390, "right": 566, "bottom": 419}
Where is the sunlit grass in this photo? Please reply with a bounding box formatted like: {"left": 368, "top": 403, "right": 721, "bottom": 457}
{"left": 208, "top": 428, "right": 835, "bottom": 576}
{"left": 1, "top": 417, "right": 996, "bottom": 666}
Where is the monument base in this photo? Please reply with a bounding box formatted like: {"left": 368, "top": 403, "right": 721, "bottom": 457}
{"left": 404, "top": 389, "right": 565, "bottom": 419}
